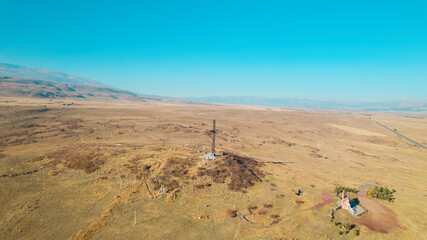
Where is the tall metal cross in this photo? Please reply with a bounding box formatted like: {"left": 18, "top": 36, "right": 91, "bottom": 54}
{"left": 209, "top": 119, "right": 216, "bottom": 153}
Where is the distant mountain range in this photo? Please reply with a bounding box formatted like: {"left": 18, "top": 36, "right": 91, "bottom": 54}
{"left": 1, "top": 63, "right": 425, "bottom": 111}
{"left": 0, "top": 76, "right": 138, "bottom": 100}
{"left": 187, "top": 96, "right": 427, "bottom": 112}
{"left": 0, "top": 63, "right": 185, "bottom": 103}
{"left": 0, "top": 63, "right": 106, "bottom": 87}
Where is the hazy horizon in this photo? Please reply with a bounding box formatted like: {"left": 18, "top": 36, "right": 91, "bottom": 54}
{"left": 1, "top": 1, "right": 426, "bottom": 101}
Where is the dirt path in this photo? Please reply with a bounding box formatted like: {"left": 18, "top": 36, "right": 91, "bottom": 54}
{"left": 352, "top": 195, "right": 401, "bottom": 233}
{"left": 1, "top": 169, "right": 39, "bottom": 178}
{"left": 358, "top": 183, "right": 373, "bottom": 196}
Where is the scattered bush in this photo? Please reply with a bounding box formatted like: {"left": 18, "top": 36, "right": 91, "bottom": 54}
{"left": 194, "top": 183, "right": 212, "bottom": 189}
{"left": 343, "top": 223, "right": 353, "bottom": 231}
{"left": 142, "top": 165, "right": 151, "bottom": 171}
{"left": 262, "top": 203, "right": 273, "bottom": 208}
{"left": 151, "top": 176, "right": 180, "bottom": 192}
{"left": 247, "top": 204, "right": 258, "bottom": 212}
{"left": 111, "top": 149, "right": 127, "bottom": 156}
{"left": 269, "top": 214, "right": 279, "bottom": 219}
{"left": 354, "top": 229, "right": 360, "bottom": 236}
{"left": 257, "top": 210, "right": 267, "bottom": 215}
{"left": 226, "top": 209, "right": 237, "bottom": 218}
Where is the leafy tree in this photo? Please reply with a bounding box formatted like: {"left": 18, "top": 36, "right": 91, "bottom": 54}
{"left": 369, "top": 186, "right": 396, "bottom": 202}
{"left": 334, "top": 184, "right": 357, "bottom": 196}
{"left": 344, "top": 223, "right": 352, "bottom": 231}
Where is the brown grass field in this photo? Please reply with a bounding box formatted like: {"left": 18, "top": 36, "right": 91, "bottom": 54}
{"left": 0, "top": 96, "right": 426, "bottom": 239}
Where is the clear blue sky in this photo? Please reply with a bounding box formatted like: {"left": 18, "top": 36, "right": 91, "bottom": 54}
{"left": 1, "top": 0, "right": 426, "bottom": 101}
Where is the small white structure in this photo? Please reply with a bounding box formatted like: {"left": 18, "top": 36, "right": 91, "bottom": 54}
{"left": 199, "top": 152, "right": 216, "bottom": 160}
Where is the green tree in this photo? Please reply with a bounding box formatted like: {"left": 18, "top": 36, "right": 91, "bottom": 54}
{"left": 370, "top": 186, "right": 395, "bottom": 202}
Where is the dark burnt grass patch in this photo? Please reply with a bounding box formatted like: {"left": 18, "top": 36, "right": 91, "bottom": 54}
{"left": 45, "top": 144, "right": 106, "bottom": 173}
{"left": 123, "top": 148, "right": 264, "bottom": 194}
{"left": 153, "top": 157, "right": 197, "bottom": 192}
{"left": 124, "top": 160, "right": 151, "bottom": 181}
{"left": 197, "top": 152, "right": 265, "bottom": 192}
{"left": 162, "top": 157, "right": 194, "bottom": 178}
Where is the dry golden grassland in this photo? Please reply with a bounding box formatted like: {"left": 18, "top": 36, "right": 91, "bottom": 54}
{"left": 0, "top": 97, "right": 426, "bottom": 239}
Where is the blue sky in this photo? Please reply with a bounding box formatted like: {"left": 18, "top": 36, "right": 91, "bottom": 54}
{"left": 1, "top": 0, "right": 426, "bottom": 101}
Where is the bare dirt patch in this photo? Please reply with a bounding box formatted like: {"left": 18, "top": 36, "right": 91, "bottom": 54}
{"left": 352, "top": 195, "right": 401, "bottom": 233}
{"left": 313, "top": 190, "right": 334, "bottom": 210}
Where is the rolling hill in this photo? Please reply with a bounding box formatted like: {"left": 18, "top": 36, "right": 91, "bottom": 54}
{"left": 0, "top": 77, "right": 148, "bottom": 101}
{"left": 0, "top": 64, "right": 188, "bottom": 103}
{"left": 0, "top": 63, "right": 106, "bottom": 87}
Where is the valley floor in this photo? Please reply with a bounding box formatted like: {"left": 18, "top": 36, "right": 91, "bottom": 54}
{"left": 0, "top": 97, "right": 426, "bottom": 239}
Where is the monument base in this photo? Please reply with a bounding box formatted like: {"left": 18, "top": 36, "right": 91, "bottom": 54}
{"left": 199, "top": 152, "right": 216, "bottom": 160}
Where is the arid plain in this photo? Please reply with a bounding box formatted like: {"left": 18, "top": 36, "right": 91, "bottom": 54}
{"left": 0, "top": 97, "right": 426, "bottom": 239}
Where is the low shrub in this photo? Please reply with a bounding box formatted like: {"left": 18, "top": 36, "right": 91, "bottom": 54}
{"left": 226, "top": 209, "right": 237, "bottom": 218}
{"left": 262, "top": 203, "right": 273, "bottom": 208}
{"left": 247, "top": 204, "right": 257, "bottom": 211}
{"left": 343, "top": 223, "right": 352, "bottom": 231}
{"left": 257, "top": 210, "right": 267, "bottom": 215}
{"left": 354, "top": 229, "right": 360, "bottom": 236}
